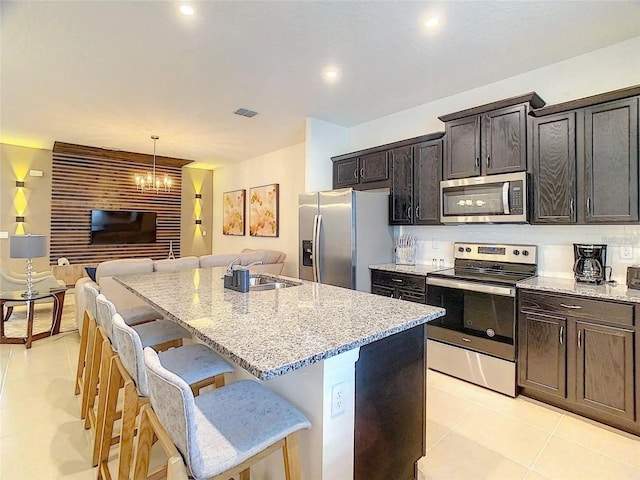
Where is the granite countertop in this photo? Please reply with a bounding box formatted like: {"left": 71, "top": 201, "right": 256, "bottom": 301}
{"left": 517, "top": 276, "right": 640, "bottom": 304}
{"left": 369, "top": 263, "right": 448, "bottom": 276}
{"left": 115, "top": 267, "right": 445, "bottom": 380}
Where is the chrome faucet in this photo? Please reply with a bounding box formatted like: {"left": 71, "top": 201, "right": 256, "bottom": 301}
{"left": 225, "top": 257, "right": 240, "bottom": 275}
{"left": 246, "top": 260, "right": 263, "bottom": 269}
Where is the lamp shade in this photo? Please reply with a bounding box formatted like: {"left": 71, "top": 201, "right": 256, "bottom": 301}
{"left": 10, "top": 234, "right": 48, "bottom": 259}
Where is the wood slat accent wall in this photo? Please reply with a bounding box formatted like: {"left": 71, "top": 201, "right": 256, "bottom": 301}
{"left": 51, "top": 145, "right": 189, "bottom": 266}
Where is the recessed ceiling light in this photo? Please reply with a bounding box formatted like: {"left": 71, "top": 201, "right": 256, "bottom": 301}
{"left": 425, "top": 17, "right": 439, "bottom": 28}
{"left": 179, "top": 5, "right": 195, "bottom": 16}
{"left": 324, "top": 68, "right": 340, "bottom": 80}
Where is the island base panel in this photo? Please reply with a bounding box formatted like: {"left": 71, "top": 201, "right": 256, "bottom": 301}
{"left": 355, "top": 324, "right": 427, "bottom": 480}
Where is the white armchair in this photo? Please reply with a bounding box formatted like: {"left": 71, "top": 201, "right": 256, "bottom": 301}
{"left": 0, "top": 261, "right": 66, "bottom": 320}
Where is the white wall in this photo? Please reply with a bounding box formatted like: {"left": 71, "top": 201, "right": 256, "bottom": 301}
{"left": 347, "top": 36, "right": 640, "bottom": 151}
{"left": 312, "top": 37, "right": 640, "bottom": 283}
{"left": 305, "top": 117, "right": 349, "bottom": 192}
{"left": 212, "top": 142, "right": 306, "bottom": 277}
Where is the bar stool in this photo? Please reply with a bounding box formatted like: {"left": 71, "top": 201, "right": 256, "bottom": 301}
{"left": 74, "top": 282, "right": 159, "bottom": 397}
{"left": 96, "top": 312, "right": 234, "bottom": 479}
{"left": 89, "top": 295, "right": 199, "bottom": 465}
{"left": 75, "top": 281, "right": 99, "bottom": 396}
{"left": 139, "top": 346, "right": 311, "bottom": 480}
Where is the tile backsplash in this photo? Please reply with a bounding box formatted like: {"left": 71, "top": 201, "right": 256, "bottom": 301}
{"left": 398, "top": 224, "right": 640, "bottom": 283}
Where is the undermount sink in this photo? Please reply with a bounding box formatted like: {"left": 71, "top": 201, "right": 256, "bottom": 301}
{"left": 248, "top": 274, "right": 302, "bottom": 291}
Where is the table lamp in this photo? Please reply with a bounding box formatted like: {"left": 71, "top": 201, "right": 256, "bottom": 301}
{"left": 10, "top": 234, "right": 48, "bottom": 297}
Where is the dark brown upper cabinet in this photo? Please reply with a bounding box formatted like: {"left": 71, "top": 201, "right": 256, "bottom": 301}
{"left": 439, "top": 93, "right": 545, "bottom": 180}
{"left": 531, "top": 112, "right": 577, "bottom": 223}
{"left": 388, "top": 135, "right": 444, "bottom": 226}
{"left": 584, "top": 97, "right": 638, "bottom": 223}
{"left": 531, "top": 85, "right": 640, "bottom": 224}
{"left": 333, "top": 151, "right": 389, "bottom": 189}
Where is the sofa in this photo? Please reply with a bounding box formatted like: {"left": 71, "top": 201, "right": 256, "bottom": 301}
{"left": 74, "top": 249, "right": 286, "bottom": 330}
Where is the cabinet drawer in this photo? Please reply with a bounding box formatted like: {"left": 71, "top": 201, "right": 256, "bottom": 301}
{"left": 371, "top": 270, "right": 426, "bottom": 293}
{"left": 371, "top": 285, "right": 394, "bottom": 298}
{"left": 397, "top": 290, "right": 426, "bottom": 304}
{"left": 520, "top": 291, "right": 634, "bottom": 327}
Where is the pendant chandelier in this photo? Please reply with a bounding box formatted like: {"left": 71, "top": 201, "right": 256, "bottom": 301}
{"left": 135, "top": 135, "right": 172, "bottom": 193}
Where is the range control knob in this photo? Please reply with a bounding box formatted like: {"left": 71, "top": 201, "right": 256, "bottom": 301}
{"left": 522, "top": 250, "right": 529, "bottom": 256}
{"left": 458, "top": 247, "right": 464, "bottom": 253}
{"left": 465, "top": 247, "right": 472, "bottom": 253}
{"left": 513, "top": 249, "right": 520, "bottom": 256}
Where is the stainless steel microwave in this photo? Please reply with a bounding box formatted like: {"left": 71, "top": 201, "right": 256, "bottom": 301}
{"left": 440, "top": 172, "right": 528, "bottom": 224}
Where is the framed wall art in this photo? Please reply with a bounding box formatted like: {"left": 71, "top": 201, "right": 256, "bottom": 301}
{"left": 222, "top": 189, "right": 246, "bottom": 235}
{"left": 249, "top": 183, "right": 279, "bottom": 237}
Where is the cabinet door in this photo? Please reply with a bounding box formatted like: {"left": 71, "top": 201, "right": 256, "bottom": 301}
{"left": 414, "top": 140, "right": 442, "bottom": 225}
{"left": 444, "top": 116, "right": 480, "bottom": 179}
{"left": 389, "top": 146, "right": 414, "bottom": 224}
{"left": 484, "top": 105, "right": 527, "bottom": 175}
{"left": 333, "top": 158, "right": 359, "bottom": 188}
{"left": 584, "top": 97, "right": 639, "bottom": 223}
{"left": 531, "top": 112, "right": 577, "bottom": 223}
{"left": 518, "top": 312, "right": 567, "bottom": 398}
{"left": 575, "top": 321, "right": 635, "bottom": 421}
{"left": 359, "top": 151, "right": 389, "bottom": 184}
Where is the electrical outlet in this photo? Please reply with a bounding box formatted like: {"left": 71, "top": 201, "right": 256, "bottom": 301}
{"left": 620, "top": 246, "right": 634, "bottom": 260}
{"left": 331, "top": 382, "right": 346, "bottom": 418}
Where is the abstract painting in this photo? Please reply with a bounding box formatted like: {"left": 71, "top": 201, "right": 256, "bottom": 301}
{"left": 249, "top": 183, "right": 279, "bottom": 237}
{"left": 222, "top": 189, "right": 245, "bottom": 235}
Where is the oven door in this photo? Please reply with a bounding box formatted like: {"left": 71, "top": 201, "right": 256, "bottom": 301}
{"left": 426, "top": 278, "right": 516, "bottom": 360}
{"left": 440, "top": 172, "right": 527, "bottom": 223}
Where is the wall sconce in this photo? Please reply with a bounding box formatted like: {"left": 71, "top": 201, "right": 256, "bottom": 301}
{"left": 195, "top": 193, "right": 202, "bottom": 199}
{"left": 16, "top": 181, "right": 25, "bottom": 188}
{"left": 195, "top": 219, "right": 202, "bottom": 225}
{"left": 16, "top": 216, "right": 25, "bottom": 223}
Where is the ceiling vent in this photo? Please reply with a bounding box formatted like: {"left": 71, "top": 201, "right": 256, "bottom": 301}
{"left": 233, "top": 108, "right": 258, "bottom": 118}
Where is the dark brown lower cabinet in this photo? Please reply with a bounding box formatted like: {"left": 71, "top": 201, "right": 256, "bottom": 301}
{"left": 575, "top": 321, "right": 635, "bottom": 421}
{"left": 518, "top": 312, "right": 566, "bottom": 398}
{"left": 518, "top": 290, "right": 638, "bottom": 434}
{"left": 370, "top": 270, "right": 426, "bottom": 304}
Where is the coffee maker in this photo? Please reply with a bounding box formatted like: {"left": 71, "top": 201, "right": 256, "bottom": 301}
{"left": 573, "top": 244, "right": 607, "bottom": 284}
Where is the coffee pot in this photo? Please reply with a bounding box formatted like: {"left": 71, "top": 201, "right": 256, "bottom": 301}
{"left": 573, "top": 244, "right": 608, "bottom": 284}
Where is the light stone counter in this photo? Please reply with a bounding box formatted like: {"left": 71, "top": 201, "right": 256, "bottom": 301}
{"left": 369, "top": 263, "right": 448, "bottom": 276}
{"left": 517, "top": 275, "right": 640, "bottom": 304}
{"left": 115, "top": 267, "right": 445, "bottom": 380}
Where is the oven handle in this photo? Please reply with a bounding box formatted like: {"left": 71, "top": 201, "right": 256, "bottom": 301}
{"left": 426, "top": 277, "right": 515, "bottom": 297}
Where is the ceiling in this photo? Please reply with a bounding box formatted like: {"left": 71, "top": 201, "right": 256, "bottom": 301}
{"left": 2, "top": 1, "right": 640, "bottom": 169}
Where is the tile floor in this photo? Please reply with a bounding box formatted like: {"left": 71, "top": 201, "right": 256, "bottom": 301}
{"left": 1, "top": 300, "right": 639, "bottom": 479}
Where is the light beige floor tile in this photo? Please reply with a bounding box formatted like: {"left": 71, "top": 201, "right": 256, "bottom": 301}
{"left": 533, "top": 435, "right": 640, "bottom": 480}
{"left": 1, "top": 419, "right": 93, "bottom": 479}
{"left": 554, "top": 414, "right": 640, "bottom": 468}
{"left": 0, "top": 371, "right": 75, "bottom": 408}
{"left": 453, "top": 404, "right": 551, "bottom": 466}
{"left": 426, "top": 419, "right": 450, "bottom": 450}
{"left": 476, "top": 394, "right": 563, "bottom": 433}
{"left": 523, "top": 471, "right": 551, "bottom": 480}
{"left": 427, "top": 385, "right": 475, "bottom": 430}
{"left": 419, "top": 431, "right": 529, "bottom": 480}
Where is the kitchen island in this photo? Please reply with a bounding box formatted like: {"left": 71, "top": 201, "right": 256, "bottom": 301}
{"left": 115, "top": 267, "right": 445, "bottom": 480}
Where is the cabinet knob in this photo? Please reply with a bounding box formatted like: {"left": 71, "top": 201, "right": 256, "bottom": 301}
{"left": 570, "top": 198, "right": 575, "bottom": 215}
{"left": 353, "top": 168, "right": 358, "bottom": 179}
{"left": 475, "top": 157, "right": 480, "bottom": 169}
{"left": 559, "top": 325, "right": 564, "bottom": 345}
{"left": 360, "top": 167, "right": 364, "bottom": 178}
{"left": 407, "top": 206, "right": 411, "bottom": 218}
{"left": 415, "top": 205, "right": 420, "bottom": 219}
{"left": 586, "top": 197, "right": 591, "bottom": 214}
{"left": 486, "top": 156, "right": 491, "bottom": 167}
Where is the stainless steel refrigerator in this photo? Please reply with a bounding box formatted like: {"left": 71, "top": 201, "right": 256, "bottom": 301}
{"left": 299, "top": 189, "right": 394, "bottom": 292}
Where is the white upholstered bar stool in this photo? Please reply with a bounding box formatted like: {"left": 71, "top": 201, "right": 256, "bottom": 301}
{"left": 75, "top": 281, "right": 159, "bottom": 398}
{"left": 97, "top": 312, "right": 235, "bottom": 479}
{"left": 139, "top": 347, "right": 311, "bottom": 480}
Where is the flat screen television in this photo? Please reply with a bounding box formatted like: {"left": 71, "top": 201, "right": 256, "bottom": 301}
{"left": 91, "top": 210, "right": 157, "bottom": 245}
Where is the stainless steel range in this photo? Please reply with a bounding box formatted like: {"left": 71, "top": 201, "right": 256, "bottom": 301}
{"left": 426, "top": 242, "right": 537, "bottom": 396}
